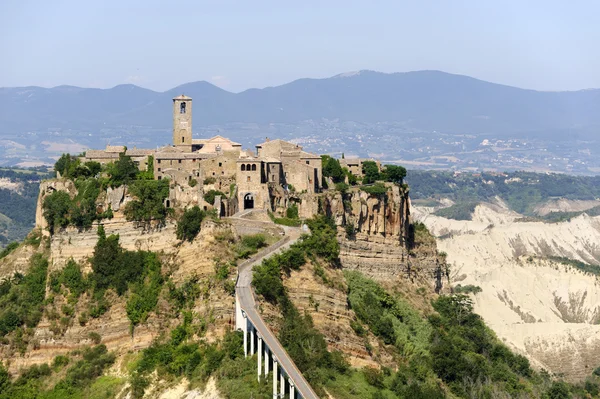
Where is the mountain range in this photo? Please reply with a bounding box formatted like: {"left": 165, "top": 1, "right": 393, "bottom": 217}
{"left": 1, "top": 70, "right": 600, "bottom": 139}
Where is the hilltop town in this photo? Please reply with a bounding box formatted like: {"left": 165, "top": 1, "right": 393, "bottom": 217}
{"left": 81, "top": 95, "right": 380, "bottom": 219}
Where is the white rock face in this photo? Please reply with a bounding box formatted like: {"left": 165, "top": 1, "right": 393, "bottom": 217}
{"left": 415, "top": 203, "right": 600, "bottom": 380}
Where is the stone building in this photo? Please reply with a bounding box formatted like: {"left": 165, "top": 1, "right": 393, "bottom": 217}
{"left": 340, "top": 157, "right": 381, "bottom": 177}
{"left": 83, "top": 95, "right": 323, "bottom": 214}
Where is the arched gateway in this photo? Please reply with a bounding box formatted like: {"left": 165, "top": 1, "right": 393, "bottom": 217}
{"left": 244, "top": 193, "right": 254, "bottom": 209}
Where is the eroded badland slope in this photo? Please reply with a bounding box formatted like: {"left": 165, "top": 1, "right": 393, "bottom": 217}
{"left": 415, "top": 201, "right": 600, "bottom": 380}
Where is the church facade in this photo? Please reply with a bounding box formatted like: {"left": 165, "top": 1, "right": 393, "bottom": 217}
{"left": 84, "top": 95, "right": 323, "bottom": 213}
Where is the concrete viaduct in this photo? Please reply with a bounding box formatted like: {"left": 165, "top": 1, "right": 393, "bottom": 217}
{"left": 234, "top": 224, "right": 319, "bottom": 399}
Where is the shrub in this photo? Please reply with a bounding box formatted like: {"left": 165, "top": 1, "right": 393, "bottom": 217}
{"left": 0, "top": 242, "right": 19, "bottom": 260}
{"left": 106, "top": 153, "right": 138, "bottom": 187}
{"left": 88, "top": 332, "right": 102, "bottom": 345}
{"left": 124, "top": 179, "right": 169, "bottom": 223}
{"left": 454, "top": 284, "right": 483, "bottom": 294}
{"left": 382, "top": 164, "right": 407, "bottom": 183}
{"left": 189, "top": 179, "right": 198, "bottom": 187}
{"left": 204, "top": 189, "right": 225, "bottom": 205}
{"left": 286, "top": 203, "right": 299, "bottom": 219}
{"left": 363, "top": 366, "right": 385, "bottom": 388}
{"left": 335, "top": 182, "right": 349, "bottom": 193}
{"left": 203, "top": 177, "right": 216, "bottom": 185}
{"left": 360, "top": 183, "right": 388, "bottom": 196}
{"left": 0, "top": 254, "right": 48, "bottom": 336}
{"left": 321, "top": 155, "right": 345, "bottom": 183}
{"left": 362, "top": 161, "right": 380, "bottom": 184}
{"left": 42, "top": 191, "right": 72, "bottom": 234}
{"left": 176, "top": 206, "right": 205, "bottom": 242}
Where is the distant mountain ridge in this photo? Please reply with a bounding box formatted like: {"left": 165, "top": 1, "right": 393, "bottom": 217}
{"left": 1, "top": 70, "right": 600, "bottom": 138}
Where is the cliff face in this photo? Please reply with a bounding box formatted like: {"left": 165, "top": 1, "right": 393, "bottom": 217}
{"left": 3, "top": 181, "right": 238, "bottom": 374}
{"left": 317, "top": 185, "right": 440, "bottom": 285}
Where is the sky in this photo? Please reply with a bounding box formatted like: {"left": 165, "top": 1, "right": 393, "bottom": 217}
{"left": 1, "top": 0, "right": 599, "bottom": 93}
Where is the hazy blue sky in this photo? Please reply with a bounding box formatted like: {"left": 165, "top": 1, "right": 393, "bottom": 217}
{"left": 1, "top": 0, "right": 598, "bottom": 92}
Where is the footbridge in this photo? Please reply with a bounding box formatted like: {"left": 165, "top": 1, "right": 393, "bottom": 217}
{"left": 234, "top": 224, "right": 318, "bottom": 399}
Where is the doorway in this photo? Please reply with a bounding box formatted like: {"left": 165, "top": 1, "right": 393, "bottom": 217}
{"left": 244, "top": 193, "right": 254, "bottom": 209}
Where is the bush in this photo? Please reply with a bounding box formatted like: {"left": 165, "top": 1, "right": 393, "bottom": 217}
{"left": 124, "top": 179, "right": 169, "bottom": 223}
{"left": 176, "top": 206, "right": 205, "bottom": 242}
{"left": 286, "top": 203, "right": 299, "bottom": 219}
{"left": 454, "top": 284, "right": 482, "bottom": 294}
{"left": 204, "top": 189, "right": 225, "bottom": 205}
{"left": 360, "top": 183, "right": 388, "bottom": 196}
{"left": 42, "top": 191, "right": 72, "bottom": 234}
{"left": 106, "top": 153, "right": 138, "bottom": 187}
{"left": 0, "top": 242, "right": 19, "bottom": 260}
{"left": 189, "top": 179, "right": 198, "bottom": 187}
{"left": 362, "top": 161, "right": 380, "bottom": 184}
{"left": 0, "top": 253, "right": 48, "bottom": 336}
{"left": 88, "top": 332, "right": 102, "bottom": 344}
{"left": 203, "top": 177, "right": 216, "bottom": 185}
{"left": 382, "top": 164, "right": 407, "bottom": 183}
{"left": 321, "top": 155, "right": 345, "bottom": 183}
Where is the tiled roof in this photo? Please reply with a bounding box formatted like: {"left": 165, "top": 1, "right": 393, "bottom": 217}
{"left": 85, "top": 150, "right": 119, "bottom": 159}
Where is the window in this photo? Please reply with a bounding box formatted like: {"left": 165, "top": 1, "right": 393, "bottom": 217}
{"left": 246, "top": 164, "right": 251, "bottom": 170}
{"left": 158, "top": 168, "right": 161, "bottom": 171}
{"left": 182, "top": 136, "right": 185, "bottom": 143}
{"left": 158, "top": 176, "right": 162, "bottom": 180}
{"left": 178, "top": 159, "right": 182, "bottom": 164}
{"left": 251, "top": 164, "right": 257, "bottom": 171}
{"left": 247, "top": 176, "right": 251, "bottom": 182}
{"left": 241, "top": 164, "right": 246, "bottom": 171}
{"left": 219, "top": 162, "right": 222, "bottom": 167}
{"left": 193, "top": 158, "right": 196, "bottom": 162}
{"left": 180, "top": 102, "right": 186, "bottom": 114}
{"left": 306, "top": 161, "right": 310, "bottom": 164}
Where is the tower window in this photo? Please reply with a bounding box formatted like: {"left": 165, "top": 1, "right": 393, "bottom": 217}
{"left": 182, "top": 136, "right": 185, "bottom": 143}
{"left": 241, "top": 164, "right": 246, "bottom": 171}
{"left": 251, "top": 164, "right": 257, "bottom": 171}
{"left": 180, "top": 102, "right": 186, "bottom": 114}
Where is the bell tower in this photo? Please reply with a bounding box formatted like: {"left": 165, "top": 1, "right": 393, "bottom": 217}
{"left": 173, "top": 95, "right": 192, "bottom": 152}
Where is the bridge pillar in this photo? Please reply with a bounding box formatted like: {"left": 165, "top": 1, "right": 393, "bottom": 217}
{"left": 250, "top": 327, "right": 255, "bottom": 355}
{"left": 289, "top": 378, "right": 295, "bottom": 399}
{"left": 258, "top": 336, "right": 262, "bottom": 381}
{"left": 243, "top": 321, "right": 248, "bottom": 358}
{"left": 264, "top": 346, "right": 269, "bottom": 375}
{"left": 273, "top": 359, "right": 278, "bottom": 399}
{"left": 280, "top": 370, "right": 285, "bottom": 397}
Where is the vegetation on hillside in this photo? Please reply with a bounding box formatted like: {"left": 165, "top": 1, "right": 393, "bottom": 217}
{"left": 176, "top": 206, "right": 206, "bottom": 242}
{"left": 408, "top": 170, "right": 600, "bottom": 215}
{"left": 43, "top": 153, "right": 169, "bottom": 234}
{"left": 433, "top": 202, "right": 478, "bottom": 220}
{"left": 0, "top": 168, "right": 44, "bottom": 246}
{"left": 0, "top": 254, "right": 48, "bottom": 338}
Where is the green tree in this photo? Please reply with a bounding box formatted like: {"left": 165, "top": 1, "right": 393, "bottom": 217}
{"left": 362, "top": 161, "right": 380, "bottom": 184}
{"left": 204, "top": 189, "right": 225, "bottom": 205}
{"left": 321, "top": 155, "right": 345, "bottom": 183}
{"left": 54, "top": 154, "right": 80, "bottom": 178}
{"left": 176, "top": 206, "right": 205, "bottom": 242}
{"left": 106, "top": 153, "right": 138, "bottom": 187}
{"left": 382, "top": 164, "right": 407, "bottom": 183}
{"left": 42, "top": 191, "right": 72, "bottom": 234}
{"left": 124, "top": 180, "right": 169, "bottom": 223}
